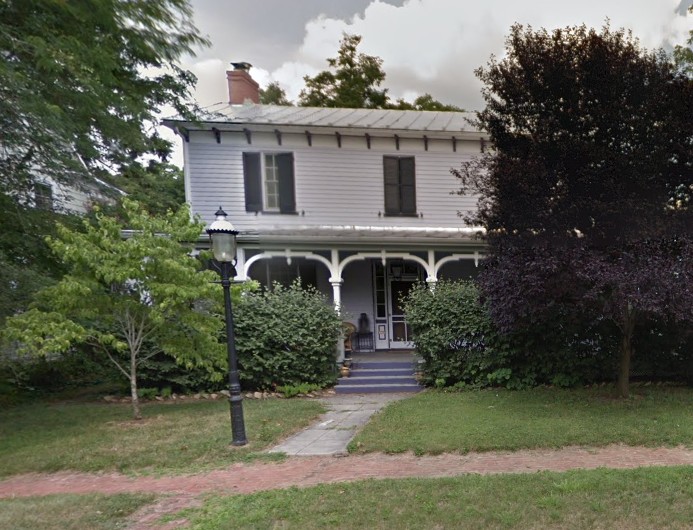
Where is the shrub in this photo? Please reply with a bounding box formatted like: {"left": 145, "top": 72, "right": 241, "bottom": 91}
{"left": 406, "top": 279, "right": 691, "bottom": 390}
{"left": 234, "top": 281, "right": 341, "bottom": 390}
{"left": 276, "top": 383, "right": 323, "bottom": 398}
{"left": 137, "top": 351, "right": 226, "bottom": 394}
{"left": 404, "top": 280, "right": 508, "bottom": 388}
{"left": 136, "top": 387, "right": 158, "bottom": 400}
{"left": 404, "top": 280, "right": 615, "bottom": 389}
{"left": 0, "top": 345, "right": 123, "bottom": 395}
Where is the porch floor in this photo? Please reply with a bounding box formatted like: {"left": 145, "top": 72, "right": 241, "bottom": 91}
{"left": 346, "top": 350, "right": 419, "bottom": 362}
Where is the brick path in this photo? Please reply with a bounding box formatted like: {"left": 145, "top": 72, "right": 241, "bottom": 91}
{"left": 1, "top": 445, "right": 691, "bottom": 529}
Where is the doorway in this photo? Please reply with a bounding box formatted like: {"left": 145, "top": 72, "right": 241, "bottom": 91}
{"left": 373, "top": 260, "right": 421, "bottom": 349}
{"left": 388, "top": 279, "right": 415, "bottom": 348}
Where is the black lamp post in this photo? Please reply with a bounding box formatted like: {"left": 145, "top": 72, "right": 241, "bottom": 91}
{"left": 207, "top": 207, "right": 247, "bottom": 446}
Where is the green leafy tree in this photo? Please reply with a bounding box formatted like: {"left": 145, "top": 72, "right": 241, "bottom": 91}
{"left": 456, "top": 24, "right": 693, "bottom": 397}
{"left": 393, "top": 94, "right": 464, "bottom": 112}
{"left": 0, "top": 0, "right": 203, "bottom": 332}
{"left": 299, "top": 33, "right": 389, "bottom": 108}
{"left": 259, "top": 82, "right": 292, "bottom": 105}
{"left": 3, "top": 200, "right": 225, "bottom": 419}
{"left": 115, "top": 162, "right": 185, "bottom": 216}
{"left": 0, "top": 0, "right": 207, "bottom": 199}
{"left": 0, "top": 193, "right": 85, "bottom": 327}
{"left": 298, "top": 33, "right": 459, "bottom": 111}
{"left": 674, "top": 5, "right": 693, "bottom": 75}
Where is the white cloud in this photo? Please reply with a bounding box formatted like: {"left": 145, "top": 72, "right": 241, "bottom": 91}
{"left": 167, "top": 0, "right": 692, "bottom": 167}
{"left": 256, "top": 0, "right": 691, "bottom": 109}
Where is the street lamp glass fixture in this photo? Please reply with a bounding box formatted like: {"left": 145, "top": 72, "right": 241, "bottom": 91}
{"left": 207, "top": 208, "right": 238, "bottom": 263}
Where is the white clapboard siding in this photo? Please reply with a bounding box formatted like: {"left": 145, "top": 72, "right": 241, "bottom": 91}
{"left": 187, "top": 129, "right": 481, "bottom": 230}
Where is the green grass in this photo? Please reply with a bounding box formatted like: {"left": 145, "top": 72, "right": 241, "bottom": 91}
{"left": 179, "top": 466, "right": 693, "bottom": 529}
{"left": 350, "top": 386, "right": 693, "bottom": 454}
{"left": 0, "top": 398, "right": 324, "bottom": 477}
{"left": 0, "top": 493, "right": 154, "bottom": 530}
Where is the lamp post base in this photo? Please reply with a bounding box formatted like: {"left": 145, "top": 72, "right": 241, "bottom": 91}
{"left": 229, "top": 394, "right": 248, "bottom": 446}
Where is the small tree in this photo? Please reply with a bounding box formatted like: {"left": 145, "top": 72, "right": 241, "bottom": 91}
{"left": 3, "top": 199, "right": 225, "bottom": 419}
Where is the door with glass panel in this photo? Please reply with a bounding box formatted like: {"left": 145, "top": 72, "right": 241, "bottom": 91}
{"left": 387, "top": 262, "right": 420, "bottom": 349}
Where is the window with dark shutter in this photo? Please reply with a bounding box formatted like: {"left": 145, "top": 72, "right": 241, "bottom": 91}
{"left": 383, "top": 156, "right": 416, "bottom": 215}
{"left": 276, "top": 153, "right": 296, "bottom": 213}
{"left": 243, "top": 152, "right": 296, "bottom": 214}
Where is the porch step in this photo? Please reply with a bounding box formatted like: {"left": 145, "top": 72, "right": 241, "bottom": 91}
{"left": 352, "top": 361, "right": 414, "bottom": 369}
{"left": 335, "top": 359, "right": 422, "bottom": 394}
{"left": 336, "top": 383, "right": 422, "bottom": 393}
{"left": 350, "top": 368, "right": 413, "bottom": 377}
{"left": 338, "top": 375, "right": 417, "bottom": 386}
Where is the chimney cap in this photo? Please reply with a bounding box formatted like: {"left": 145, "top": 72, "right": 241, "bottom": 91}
{"left": 231, "top": 62, "right": 252, "bottom": 71}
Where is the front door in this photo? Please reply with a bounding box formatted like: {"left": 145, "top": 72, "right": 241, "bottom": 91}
{"left": 388, "top": 279, "right": 415, "bottom": 348}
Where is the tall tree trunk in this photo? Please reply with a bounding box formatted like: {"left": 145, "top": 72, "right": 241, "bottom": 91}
{"left": 617, "top": 308, "right": 635, "bottom": 398}
{"left": 130, "top": 352, "right": 141, "bottom": 420}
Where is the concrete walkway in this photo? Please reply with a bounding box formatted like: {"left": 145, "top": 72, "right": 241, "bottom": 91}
{"left": 268, "top": 393, "right": 410, "bottom": 456}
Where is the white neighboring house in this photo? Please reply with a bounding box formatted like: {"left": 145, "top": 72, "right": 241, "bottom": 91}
{"left": 163, "top": 64, "right": 487, "bottom": 357}
{"left": 31, "top": 176, "right": 124, "bottom": 214}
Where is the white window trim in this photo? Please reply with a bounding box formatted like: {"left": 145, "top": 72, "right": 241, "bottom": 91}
{"left": 262, "top": 153, "right": 281, "bottom": 212}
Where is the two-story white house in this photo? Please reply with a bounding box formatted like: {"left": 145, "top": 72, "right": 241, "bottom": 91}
{"left": 164, "top": 64, "right": 486, "bottom": 357}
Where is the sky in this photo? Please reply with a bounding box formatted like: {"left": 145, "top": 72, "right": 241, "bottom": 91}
{"left": 166, "top": 0, "right": 693, "bottom": 165}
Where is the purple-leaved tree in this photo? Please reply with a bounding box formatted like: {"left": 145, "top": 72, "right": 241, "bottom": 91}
{"left": 455, "top": 24, "right": 693, "bottom": 396}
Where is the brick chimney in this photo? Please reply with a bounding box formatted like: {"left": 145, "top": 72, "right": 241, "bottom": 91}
{"left": 226, "top": 62, "right": 259, "bottom": 105}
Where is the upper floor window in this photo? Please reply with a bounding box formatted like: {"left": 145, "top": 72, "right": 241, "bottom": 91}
{"left": 243, "top": 152, "right": 296, "bottom": 213}
{"left": 383, "top": 156, "right": 416, "bottom": 216}
{"left": 34, "top": 182, "right": 54, "bottom": 210}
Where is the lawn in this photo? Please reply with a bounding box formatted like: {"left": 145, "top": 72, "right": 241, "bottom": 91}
{"left": 0, "top": 493, "right": 154, "bottom": 530}
{"left": 0, "top": 398, "right": 325, "bottom": 477}
{"left": 349, "top": 386, "right": 693, "bottom": 454}
{"left": 178, "top": 466, "right": 693, "bottom": 529}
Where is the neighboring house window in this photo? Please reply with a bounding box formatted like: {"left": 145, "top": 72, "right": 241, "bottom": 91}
{"left": 34, "top": 183, "right": 54, "bottom": 210}
{"left": 243, "top": 152, "right": 296, "bottom": 213}
{"left": 383, "top": 156, "right": 416, "bottom": 215}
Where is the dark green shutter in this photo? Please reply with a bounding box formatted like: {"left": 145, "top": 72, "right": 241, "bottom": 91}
{"left": 384, "top": 156, "right": 416, "bottom": 215}
{"left": 383, "top": 156, "right": 400, "bottom": 214}
{"left": 399, "top": 157, "right": 416, "bottom": 214}
{"left": 243, "top": 152, "right": 262, "bottom": 212}
{"left": 277, "top": 153, "right": 296, "bottom": 213}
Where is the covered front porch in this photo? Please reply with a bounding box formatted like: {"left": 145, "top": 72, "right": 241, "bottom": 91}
{"left": 232, "top": 242, "right": 483, "bottom": 361}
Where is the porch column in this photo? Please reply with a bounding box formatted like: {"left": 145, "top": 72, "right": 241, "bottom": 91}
{"left": 426, "top": 276, "right": 438, "bottom": 291}
{"left": 330, "top": 277, "right": 345, "bottom": 362}
{"left": 234, "top": 247, "right": 247, "bottom": 281}
{"left": 426, "top": 250, "right": 437, "bottom": 290}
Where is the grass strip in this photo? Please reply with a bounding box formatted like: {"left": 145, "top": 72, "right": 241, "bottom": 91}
{"left": 350, "top": 386, "right": 693, "bottom": 454}
{"left": 0, "top": 493, "right": 154, "bottom": 530}
{"left": 180, "top": 466, "right": 693, "bottom": 529}
{"left": 0, "top": 398, "right": 324, "bottom": 477}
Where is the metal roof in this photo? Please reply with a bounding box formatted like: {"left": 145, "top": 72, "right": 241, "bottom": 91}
{"left": 170, "top": 103, "right": 479, "bottom": 134}
{"left": 238, "top": 225, "right": 486, "bottom": 248}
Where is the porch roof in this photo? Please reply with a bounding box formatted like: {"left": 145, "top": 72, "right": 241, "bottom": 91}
{"left": 235, "top": 224, "right": 486, "bottom": 248}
